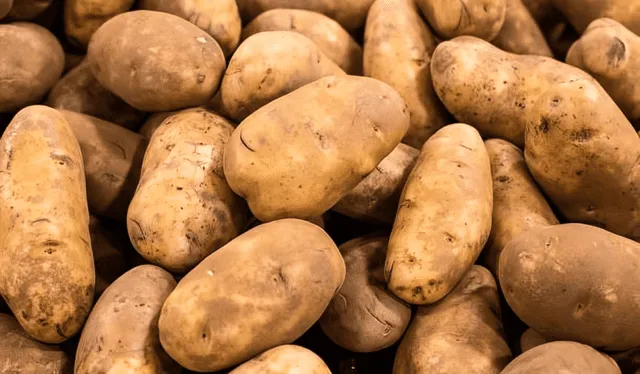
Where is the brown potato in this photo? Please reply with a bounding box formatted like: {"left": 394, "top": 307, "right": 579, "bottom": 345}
{"left": 519, "top": 328, "right": 549, "bottom": 353}
{"left": 393, "top": 266, "right": 511, "bottom": 373}
{"left": 229, "top": 345, "right": 331, "bottom": 374}
{"left": 416, "top": 0, "right": 507, "bottom": 41}
{"left": 365, "top": 0, "right": 451, "bottom": 148}
{"left": 89, "top": 216, "right": 130, "bottom": 297}
{"left": 492, "top": 0, "right": 553, "bottom": 56}
{"left": 386, "top": 124, "right": 492, "bottom": 305}
{"left": 0, "top": 106, "right": 94, "bottom": 343}
{"left": 64, "top": 0, "right": 134, "bottom": 48}
{"left": 75, "top": 265, "right": 180, "bottom": 374}
{"left": 0, "top": 22, "right": 64, "bottom": 113}
{"left": 0, "top": 0, "right": 12, "bottom": 19}
{"left": 87, "top": 10, "right": 226, "bottom": 112}
{"left": 499, "top": 224, "right": 640, "bottom": 351}
{"left": 550, "top": 0, "right": 640, "bottom": 35}
{"left": 158, "top": 219, "right": 345, "bottom": 372}
{"left": 7, "top": 0, "right": 52, "bottom": 20}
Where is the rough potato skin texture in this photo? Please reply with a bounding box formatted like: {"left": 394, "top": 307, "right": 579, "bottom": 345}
{"left": 242, "top": 9, "right": 363, "bottom": 75}
{"left": 128, "top": 108, "right": 247, "bottom": 273}
{"left": 550, "top": 0, "right": 640, "bottom": 35}
{"left": 0, "top": 105, "right": 94, "bottom": 343}
{"left": 7, "top": 0, "right": 51, "bottom": 20}
{"left": 229, "top": 345, "right": 331, "bottom": 374}
{"left": 365, "top": 0, "right": 451, "bottom": 149}
{"left": 225, "top": 75, "right": 409, "bottom": 222}
{"left": 64, "top": 0, "right": 135, "bottom": 48}
{"left": 393, "top": 266, "right": 511, "bottom": 374}
{"left": 89, "top": 216, "right": 130, "bottom": 297}
{"left": 320, "top": 236, "right": 411, "bottom": 352}
{"left": 502, "top": 341, "right": 621, "bottom": 374}
{"left": 0, "top": 22, "right": 64, "bottom": 113}
{"left": 519, "top": 328, "right": 549, "bottom": 353}
{"left": 492, "top": 0, "right": 553, "bottom": 56}
{"left": 75, "top": 265, "right": 180, "bottom": 374}
{"left": 87, "top": 10, "right": 226, "bottom": 112}
{"left": 499, "top": 224, "right": 640, "bottom": 351}
{"left": 416, "top": 0, "right": 507, "bottom": 41}
{"left": 524, "top": 79, "right": 640, "bottom": 240}
{"left": 482, "top": 139, "right": 557, "bottom": 277}
{"left": 0, "top": 0, "right": 12, "bottom": 19}
{"left": 386, "top": 124, "right": 492, "bottom": 305}
{"left": 333, "top": 144, "right": 418, "bottom": 225}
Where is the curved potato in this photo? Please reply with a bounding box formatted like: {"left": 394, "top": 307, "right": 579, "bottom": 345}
{"left": 393, "top": 266, "right": 511, "bottom": 373}
{"left": 64, "top": 0, "right": 135, "bottom": 48}
{"left": 0, "top": 106, "right": 94, "bottom": 343}
{"left": 230, "top": 345, "right": 331, "bottom": 374}
{"left": 499, "top": 224, "right": 640, "bottom": 350}
{"left": 386, "top": 124, "right": 492, "bottom": 305}
{"left": 416, "top": 0, "right": 507, "bottom": 41}
{"left": 7, "top": 0, "right": 52, "bottom": 20}
{"left": 89, "top": 216, "right": 131, "bottom": 296}
{"left": 75, "top": 265, "right": 180, "bottom": 374}
{"left": 0, "top": 22, "right": 64, "bottom": 113}
{"left": 365, "top": 0, "right": 451, "bottom": 148}
{"left": 87, "top": 10, "right": 226, "bottom": 112}
{"left": 550, "top": 0, "right": 640, "bottom": 35}
{"left": 520, "top": 328, "right": 549, "bottom": 353}
{"left": 0, "top": 0, "right": 12, "bottom": 19}
{"left": 492, "top": 0, "right": 553, "bottom": 56}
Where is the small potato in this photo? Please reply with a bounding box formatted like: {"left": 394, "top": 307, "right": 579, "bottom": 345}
{"left": 64, "top": 0, "right": 135, "bottom": 48}
{"left": 499, "top": 224, "right": 640, "bottom": 351}
{"left": 519, "top": 328, "right": 549, "bottom": 353}
{"left": 501, "top": 341, "right": 621, "bottom": 374}
{"left": 219, "top": 31, "right": 344, "bottom": 122}
{"left": 416, "top": 0, "right": 507, "bottom": 41}
{"left": 332, "top": 143, "right": 419, "bottom": 225}
{"left": 243, "top": 9, "right": 363, "bottom": 75}
{"left": 0, "top": 106, "right": 94, "bottom": 343}
{"left": 365, "top": 0, "right": 451, "bottom": 148}
{"left": 386, "top": 124, "right": 492, "bottom": 305}
{"left": 492, "top": 0, "right": 553, "bottom": 56}
{"left": 75, "top": 265, "right": 180, "bottom": 374}
{"left": 550, "top": 0, "right": 640, "bottom": 35}
{"left": 89, "top": 216, "right": 130, "bottom": 297}
{"left": 0, "top": 22, "right": 64, "bottom": 113}
{"left": 393, "top": 266, "right": 512, "bottom": 374}
{"left": 229, "top": 345, "right": 331, "bottom": 374}
{"left": 87, "top": 10, "right": 226, "bottom": 112}
{"left": 320, "top": 236, "right": 411, "bottom": 352}
{"left": 158, "top": 219, "right": 345, "bottom": 372}
{"left": 7, "top": 0, "right": 52, "bottom": 20}
{"left": 0, "top": 0, "right": 12, "bottom": 19}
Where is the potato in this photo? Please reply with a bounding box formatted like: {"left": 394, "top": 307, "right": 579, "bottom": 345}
{"left": 64, "top": 0, "right": 134, "bottom": 48}
{"left": 219, "top": 31, "right": 345, "bottom": 122}
{"left": 0, "top": 22, "right": 64, "bottom": 113}
{"left": 519, "top": 328, "right": 549, "bottom": 353}
{"left": 242, "top": 9, "right": 363, "bottom": 75}
{"left": 499, "top": 223, "right": 640, "bottom": 351}
{"left": 87, "top": 10, "right": 226, "bottom": 112}
{"left": 365, "top": 0, "right": 451, "bottom": 149}
{"left": 501, "top": 341, "right": 621, "bottom": 374}
{"left": 416, "top": 0, "right": 507, "bottom": 41}
{"left": 550, "top": 0, "right": 640, "bottom": 35}
{"left": 7, "top": 0, "right": 52, "bottom": 20}
{"left": 0, "top": 0, "right": 12, "bottom": 19}
{"left": 0, "top": 314, "right": 72, "bottom": 374}
{"left": 0, "top": 106, "right": 94, "bottom": 343}
{"left": 89, "top": 216, "right": 130, "bottom": 297}
{"left": 524, "top": 79, "right": 640, "bottom": 240}
{"left": 75, "top": 265, "right": 180, "bottom": 374}
{"left": 229, "top": 345, "right": 331, "bottom": 374}
{"left": 492, "top": 0, "right": 553, "bottom": 56}
{"left": 385, "top": 124, "right": 492, "bottom": 305}
{"left": 393, "top": 266, "right": 511, "bottom": 373}
{"left": 127, "top": 108, "right": 248, "bottom": 273}
{"left": 225, "top": 75, "right": 409, "bottom": 222}
{"left": 332, "top": 143, "right": 419, "bottom": 225}
{"left": 482, "top": 139, "right": 558, "bottom": 277}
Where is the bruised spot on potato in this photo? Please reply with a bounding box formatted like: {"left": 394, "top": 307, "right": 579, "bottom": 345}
{"left": 538, "top": 117, "right": 550, "bottom": 134}
{"left": 50, "top": 153, "right": 75, "bottom": 167}
{"left": 607, "top": 37, "right": 626, "bottom": 68}
{"left": 497, "top": 175, "right": 510, "bottom": 183}
{"left": 571, "top": 128, "right": 594, "bottom": 142}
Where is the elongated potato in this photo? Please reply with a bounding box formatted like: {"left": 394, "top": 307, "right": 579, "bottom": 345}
{"left": 492, "top": 0, "right": 553, "bottom": 56}
{"left": 87, "top": 10, "right": 226, "bottom": 112}
{"left": 0, "top": 0, "right": 12, "bottom": 19}
{"left": 416, "top": 0, "right": 507, "bottom": 41}
{"left": 500, "top": 224, "right": 640, "bottom": 350}
{"left": 75, "top": 265, "right": 179, "bottom": 374}
{"left": 64, "top": 0, "right": 134, "bottom": 48}
{"left": 128, "top": 108, "right": 247, "bottom": 273}
{"left": 520, "top": 328, "right": 549, "bottom": 353}
{"left": 386, "top": 124, "right": 492, "bottom": 305}
{"left": 0, "top": 106, "right": 94, "bottom": 343}
{"left": 550, "top": 0, "right": 640, "bottom": 35}
{"left": 393, "top": 266, "right": 511, "bottom": 373}
{"left": 0, "top": 22, "right": 64, "bottom": 113}
{"left": 230, "top": 345, "right": 331, "bottom": 374}
{"left": 89, "top": 216, "right": 130, "bottom": 297}
{"left": 7, "top": 0, "right": 52, "bottom": 20}
{"left": 365, "top": 0, "right": 451, "bottom": 149}
{"left": 220, "top": 31, "right": 344, "bottom": 122}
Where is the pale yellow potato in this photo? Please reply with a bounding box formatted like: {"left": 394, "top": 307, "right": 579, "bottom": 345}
{"left": 416, "top": 0, "right": 507, "bottom": 41}
{"left": 551, "top": 0, "right": 640, "bottom": 35}
{"left": 64, "top": 0, "right": 134, "bottom": 48}
{"left": 229, "top": 345, "right": 331, "bottom": 374}
{"left": 7, "top": 0, "right": 52, "bottom": 20}
{"left": 492, "top": 0, "right": 553, "bottom": 56}
{"left": 520, "top": 328, "right": 549, "bottom": 353}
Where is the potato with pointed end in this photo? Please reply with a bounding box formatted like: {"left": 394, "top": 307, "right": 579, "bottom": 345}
{"left": 550, "top": 0, "right": 640, "bottom": 35}
{"left": 0, "top": 0, "right": 12, "bottom": 19}
{"left": 64, "top": 0, "right": 134, "bottom": 48}
{"left": 229, "top": 345, "right": 331, "bottom": 374}
{"left": 416, "top": 0, "right": 507, "bottom": 41}
{"left": 492, "top": 0, "right": 552, "bottom": 56}
{"left": 519, "top": 328, "right": 549, "bottom": 353}
{"left": 6, "top": 0, "right": 52, "bottom": 20}
{"left": 386, "top": 124, "right": 492, "bottom": 305}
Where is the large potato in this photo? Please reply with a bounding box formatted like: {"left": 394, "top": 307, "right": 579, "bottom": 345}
{"left": 492, "top": 0, "right": 553, "bottom": 56}
{"left": 393, "top": 266, "right": 511, "bottom": 373}
{"left": 64, "top": 0, "right": 135, "bottom": 48}
{"left": 89, "top": 216, "right": 131, "bottom": 297}
{"left": 0, "top": 0, "right": 12, "bottom": 19}
{"left": 385, "top": 124, "right": 492, "bottom": 305}
{"left": 499, "top": 224, "right": 640, "bottom": 350}
{"left": 550, "top": 0, "right": 640, "bottom": 35}
{"left": 87, "top": 10, "right": 226, "bottom": 112}
{"left": 0, "top": 22, "right": 64, "bottom": 113}
{"left": 75, "top": 265, "right": 180, "bottom": 374}
{"left": 0, "top": 106, "right": 94, "bottom": 343}
{"left": 224, "top": 75, "right": 409, "bottom": 222}
{"left": 7, "top": 0, "right": 52, "bottom": 20}
{"left": 365, "top": 0, "right": 451, "bottom": 149}
{"left": 158, "top": 219, "right": 345, "bottom": 372}
{"left": 416, "top": 0, "right": 507, "bottom": 41}
{"left": 229, "top": 345, "right": 331, "bottom": 374}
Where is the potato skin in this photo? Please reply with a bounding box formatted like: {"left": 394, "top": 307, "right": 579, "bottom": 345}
{"left": 499, "top": 224, "right": 640, "bottom": 351}
{"left": 393, "top": 266, "right": 511, "bottom": 374}
{"left": 158, "top": 219, "right": 345, "bottom": 372}
{"left": 7, "top": 0, "right": 52, "bottom": 20}
{"left": 550, "top": 0, "right": 640, "bottom": 35}
{"left": 0, "top": 0, "right": 12, "bottom": 19}
{"left": 0, "top": 22, "right": 64, "bottom": 113}
{"left": 75, "top": 265, "right": 180, "bottom": 374}
{"left": 0, "top": 106, "right": 94, "bottom": 343}
{"left": 492, "top": 0, "right": 553, "bottom": 56}
{"left": 64, "top": 0, "right": 135, "bottom": 48}
{"left": 87, "top": 10, "right": 226, "bottom": 112}
{"left": 386, "top": 124, "right": 492, "bottom": 305}
{"left": 416, "top": 0, "right": 507, "bottom": 41}
{"left": 229, "top": 345, "right": 331, "bottom": 374}
{"left": 138, "top": 110, "right": 182, "bottom": 139}
{"left": 519, "top": 328, "right": 549, "bottom": 353}
{"left": 365, "top": 0, "right": 450, "bottom": 148}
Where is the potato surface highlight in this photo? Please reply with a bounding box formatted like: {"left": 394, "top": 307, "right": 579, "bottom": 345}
{"left": 229, "top": 345, "right": 331, "bottom": 374}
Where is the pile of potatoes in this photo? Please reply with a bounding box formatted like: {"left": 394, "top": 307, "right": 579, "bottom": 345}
{"left": 1, "top": 0, "right": 640, "bottom": 373}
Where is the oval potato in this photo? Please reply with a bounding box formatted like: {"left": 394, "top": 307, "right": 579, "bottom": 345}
{"left": 64, "top": 0, "right": 135, "bottom": 48}
{"left": 229, "top": 345, "right": 331, "bottom": 374}
{"left": 416, "top": 0, "right": 507, "bottom": 41}
{"left": 492, "top": 0, "right": 553, "bottom": 56}
{"left": 550, "top": 0, "right": 640, "bottom": 35}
